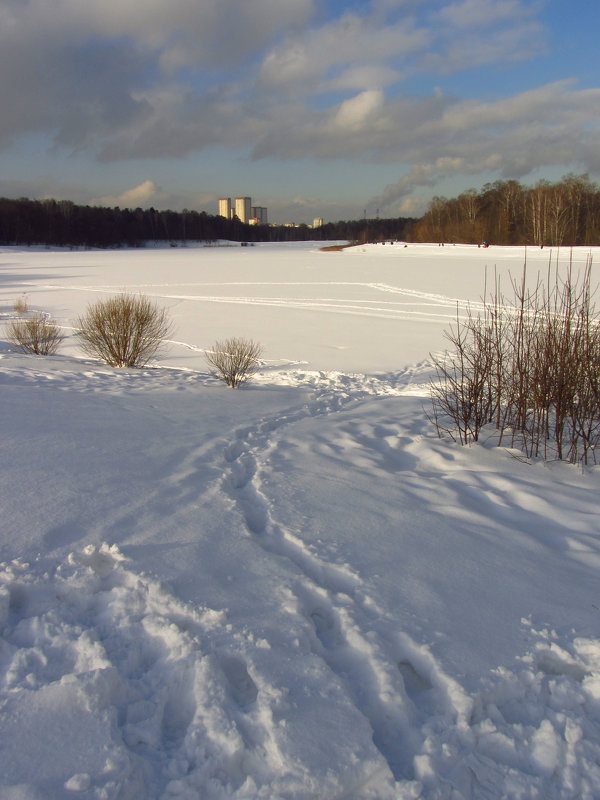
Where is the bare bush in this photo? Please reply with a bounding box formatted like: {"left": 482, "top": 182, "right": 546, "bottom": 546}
{"left": 13, "top": 296, "right": 28, "bottom": 313}
{"left": 75, "top": 294, "right": 172, "bottom": 368}
{"left": 430, "top": 256, "right": 600, "bottom": 465}
{"left": 7, "top": 312, "right": 63, "bottom": 355}
{"left": 429, "top": 308, "right": 496, "bottom": 444}
{"left": 206, "top": 337, "right": 263, "bottom": 388}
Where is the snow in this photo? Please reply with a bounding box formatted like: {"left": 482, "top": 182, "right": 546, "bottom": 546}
{"left": 0, "top": 241, "right": 599, "bottom": 799}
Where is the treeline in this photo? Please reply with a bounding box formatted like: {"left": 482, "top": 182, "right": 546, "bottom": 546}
{"left": 412, "top": 175, "right": 600, "bottom": 246}
{"left": 0, "top": 196, "right": 415, "bottom": 248}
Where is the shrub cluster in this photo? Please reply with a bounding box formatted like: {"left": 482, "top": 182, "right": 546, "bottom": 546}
{"left": 205, "top": 337, "right": 263, "bottom": 388}
{"left": 75, "top": 294, "right": 173, "bottom": 368}
{"left": 13, "top": 295, "right": 28, "bottom": 314}
{"left": 7, "top": 311, "right": 63, "bottom": 355}
{"left": 430, "top": 257, "right": 600, "bottom": 465}
{"left": 5, "top": 292, "right": 263, "bottom": 386}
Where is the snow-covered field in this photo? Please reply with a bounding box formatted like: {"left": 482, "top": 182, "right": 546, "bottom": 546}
{"left": 1, "top": 241, "right": 599, "bottom": 799}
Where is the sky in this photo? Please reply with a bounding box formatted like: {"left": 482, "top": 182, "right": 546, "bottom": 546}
{"left": 0, "top": 0, "right": 598, "bottom": 224}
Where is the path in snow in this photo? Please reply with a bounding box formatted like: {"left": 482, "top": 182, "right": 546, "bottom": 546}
{"left": 217, "top": 365, "right": 468, "bottom": 784}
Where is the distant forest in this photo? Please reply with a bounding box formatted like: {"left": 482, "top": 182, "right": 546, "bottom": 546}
{"left": 0, "top": 196, "right": 415, "bottom": 248}
{"left": 2, "top": 175, "right": 599, "bottom": 249}
{"left": 411, "top": 175, "right": 600, "bottom": 246}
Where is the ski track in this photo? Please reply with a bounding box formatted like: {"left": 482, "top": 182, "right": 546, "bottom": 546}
{"left": 37, "top": 280, "right": 480, "bottom": 324}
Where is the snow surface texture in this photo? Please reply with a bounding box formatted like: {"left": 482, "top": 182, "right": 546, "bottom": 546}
{"left": 0, "top": 242, "right": 599, "bottom": 799}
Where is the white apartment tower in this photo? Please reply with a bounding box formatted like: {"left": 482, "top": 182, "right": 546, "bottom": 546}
{"left": 219, "top": 196, "right": 268, "bottom": 225}
{"left": 218, "top": 197, "right": 232, "bottom": 219}
{"left": 234, "top": 197, "right": 251, "bottom": 224}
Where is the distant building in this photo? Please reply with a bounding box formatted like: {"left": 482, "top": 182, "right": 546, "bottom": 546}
{"left": 252, "top": 206, "right": 268, "bottom": 225}
{"left": 234, "top": 197, "right": 251, "bottom": 224}
{"left": 219, "top": 196, "right": 268, "bottom": 225}
{"left": 218, "top": 198, "right": 232, "bottom": 219}
{"left": 313, "top": 217, "right": 323, "bottom": 228}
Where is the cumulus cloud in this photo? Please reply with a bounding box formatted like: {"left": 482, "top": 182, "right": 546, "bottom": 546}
{"left": 0, "top": 0, "right": 315, "bottom": 149}
{"left": 258, "top": 11, "right": 428, "bottom": 93}
{"left": 333, "top": 90, "right": 385, "bottom": 131}
{"left": 0, "top": 0, "right": 557, "bottom": 160}
{"left": 251, "top": 77, "right": 600, "bottom": 167}
{"left": 1, "top": 0, "right": 315, "bottom": 68}
{"left": 89, "top": 181, "right": 218, "bottom": 211}
{"left": 92, "top": 180, "right": 161, "bottom": 208}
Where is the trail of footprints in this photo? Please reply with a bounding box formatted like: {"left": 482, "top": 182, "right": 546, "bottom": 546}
{"left": 220, "top": 389, "right": 461, "bottom": 783}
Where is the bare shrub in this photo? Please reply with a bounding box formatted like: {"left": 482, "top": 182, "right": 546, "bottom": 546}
{"left": 75, "top": 293, "right": 172, "bottom": 368}
{"left": 206, "top": 337, "right": 263, "bottom": 388}
{"left": 13, "top": 296, "right": 28, "bottom": 313}
{"left": 429, "top": 307, "right": 496, "bottom": 444}
{"left": 430, "top": 256, "right": 600, "bottom": 465}
{"left": 7, "top": 312, "right": 63, "bottom": 355}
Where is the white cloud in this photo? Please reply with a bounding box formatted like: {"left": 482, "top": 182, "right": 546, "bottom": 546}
{"left": 333, "top": 90, "right": 385, "bottom": 131}
{"left": 435, "top": 0, "right": 540, "bottom": 29}
{"left": 0, "top": 0, "right": 316, "bottom": 149}
{"left": 92, "top": 180, "right": 161, "bottom": 208}
{"left": 325, "top": 65, "right": 402, "bottom": 92}
{"left": 0, "top": 0, "right": 555, "bottom": 161}
{"left": 258, "top": 11, "right": 428, "bottom": 93}
{"left": 3, "top": 0, "right": 316, "bottom": 67}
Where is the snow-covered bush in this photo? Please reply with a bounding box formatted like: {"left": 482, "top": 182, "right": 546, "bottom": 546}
{"left": 7, "top": 312, "right": 63, "bottom": 355}
{"left": 75, "top": 294, "right": 172, "bottom": 368}
{"left": 205, "top": 337, "right": 263, "bottom": 388}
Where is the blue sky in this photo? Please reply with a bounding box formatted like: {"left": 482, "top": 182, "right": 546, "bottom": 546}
{"left": 0, "top": 0, "right": 598, "bottom": 224}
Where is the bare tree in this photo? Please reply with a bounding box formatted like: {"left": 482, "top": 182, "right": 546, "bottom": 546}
{"left": 206, "top": 337, "right": 263, "bottom": 388}
{"left": 7, "top": 312, "right": 63, "bottom": 355}
{"left": 75, "top": 294, "right": 172, "bottom": 368}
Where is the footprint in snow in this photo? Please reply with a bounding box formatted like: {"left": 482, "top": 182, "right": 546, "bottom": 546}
{"left": 310, "top": 607, "right": 342, "bottom": 649}
{"left": 219, "top": 656, "right": 258, "bottom": 709}
{"left": 228, "top": 456, "right": 255, "bottom": 490}
{"left": 398, "top": 659, "right": 433, "bottom": 696}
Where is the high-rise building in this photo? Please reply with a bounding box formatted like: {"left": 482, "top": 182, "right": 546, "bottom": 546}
{"left": 218, "top": 198, "right": 232, "bottom": 219}
{"left": 234, "top": 197, "right": 251, "bottom": 224}
{"left": 219, "top": 196, "right": 268, "bottom": 225}
{"left": 313, "top": 217, "right": 323, "bottom": 228}
{"left": 252, "top": 206, "right": 268, "bottom": 225}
